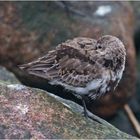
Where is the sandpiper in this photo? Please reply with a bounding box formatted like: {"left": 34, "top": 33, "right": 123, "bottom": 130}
{"left": 19, "top": 35, "right": 126, "bottom": 119}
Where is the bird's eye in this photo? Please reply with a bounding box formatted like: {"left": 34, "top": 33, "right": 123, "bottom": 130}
{"left": 78, "top": 42, "right": 85, "bottom": 48}
{"left": 80, "top": 44, "right": 85, "bottom": 48}
{"left": 97, "top": 45, "right": 102, "bottom": 49}
{"left": 96, "top": 44, "right": 102, "bottom": 49}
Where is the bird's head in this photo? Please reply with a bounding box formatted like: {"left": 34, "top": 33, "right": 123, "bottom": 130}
{"left": 95, "top": 35, "right": 126, "bottom": 57}
{"left": 94, "top": 35, "right": 126, "bottom": 74}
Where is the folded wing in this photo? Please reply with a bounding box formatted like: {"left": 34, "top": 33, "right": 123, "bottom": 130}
{"left": 20, "top": 40, "right": 99, "bottom": 87}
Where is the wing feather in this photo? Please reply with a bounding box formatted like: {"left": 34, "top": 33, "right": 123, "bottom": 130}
{"left": 20, "top": 38, "right": 99, "bottom": 87}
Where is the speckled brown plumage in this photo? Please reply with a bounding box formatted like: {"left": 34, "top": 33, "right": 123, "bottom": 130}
{"left": 20, "top": 35, "right": 126, "bottom": 100}
{"left": 19, "top": 35, "right": 126, "bottom": 119}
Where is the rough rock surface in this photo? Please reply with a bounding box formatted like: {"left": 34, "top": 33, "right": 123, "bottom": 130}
{"left": 0, "top": 1, "right": 136, "bottom": 117}
{"left": 0, "top": 67, "right": 137, "bottom": 139}
{"left": 0, "top": 66, "right": 20, "bottom": 84}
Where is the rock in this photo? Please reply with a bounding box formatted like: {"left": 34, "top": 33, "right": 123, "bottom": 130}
{"left": 0, "top": 2, "right": 136, "bottom": 118}
{"left": 0, "top": 65, "right": 137, "bottom": 139}
{"left": 0, "top": 66, "right": 20, "bottom": 84}
{"left": 109, "top": 108, "right": 137, "bottom": 136}
{"left": 0, "top": 81, "right": 137, "bottom": 139}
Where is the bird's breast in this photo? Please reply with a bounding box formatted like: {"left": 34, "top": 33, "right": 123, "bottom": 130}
{"left": 87, "top": 69, "right": 119, "bottom": 99}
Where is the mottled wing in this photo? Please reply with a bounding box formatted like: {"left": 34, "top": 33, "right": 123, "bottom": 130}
{"left": 19, "top": 50, "right": 59, "bottom": 80}
{"left": 20, "top": 38, "right": 98, "bottom": 87}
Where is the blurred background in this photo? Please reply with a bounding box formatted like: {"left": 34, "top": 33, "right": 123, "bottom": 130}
{"left": 0, "top": 1, "right": 140, "bottom": 137}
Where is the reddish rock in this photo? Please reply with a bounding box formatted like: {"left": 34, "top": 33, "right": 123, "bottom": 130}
{"left": 0, "top": 2, "right": 136, "bottom": 117}
{"left": 0, "top": 66, "right": 137, "bottom": 139}
{"left": 0, "top": 81, "right": 137, "bottom": 139}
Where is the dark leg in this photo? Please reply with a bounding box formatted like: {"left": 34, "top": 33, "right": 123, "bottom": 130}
{"left": 81, "top": 95, "right": 105, "bottom": 123}
{"left": 80, "top": 96, "right": 114, "bottom": 127}
{"left": 81, "top": 96, "right": 88, "bottom": 118}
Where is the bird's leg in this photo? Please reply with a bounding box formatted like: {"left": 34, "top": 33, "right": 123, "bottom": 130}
{"left": 81, "top": 95, "right": 107, "bottom": 125}
{"left": 81, "top": 95, "right": 88, "bottom": 118}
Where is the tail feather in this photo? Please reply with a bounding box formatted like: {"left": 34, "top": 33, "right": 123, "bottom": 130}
{"left": 18, "top": 63, "right": 33, "bottom": 70}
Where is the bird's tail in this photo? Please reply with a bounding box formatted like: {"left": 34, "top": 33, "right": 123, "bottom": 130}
{"left": 18, "top": 63, "right": 32, "bottom": 70}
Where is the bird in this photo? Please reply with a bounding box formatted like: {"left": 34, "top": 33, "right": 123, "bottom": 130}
{"left": 19, "top": 35, "right": 126, "bottom": 120}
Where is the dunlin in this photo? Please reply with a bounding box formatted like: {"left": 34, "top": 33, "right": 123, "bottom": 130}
{"left": 20, "top": 35, "right": 126, "bottom": 119}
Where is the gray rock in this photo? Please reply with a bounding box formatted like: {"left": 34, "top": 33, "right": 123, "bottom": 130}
{"left": 0, "top": 66, "right": 20, "bottom": 84}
